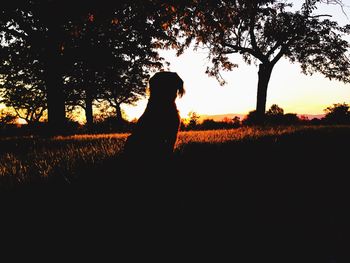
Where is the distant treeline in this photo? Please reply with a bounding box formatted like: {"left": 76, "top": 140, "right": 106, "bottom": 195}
{"left": 182, "top": 103, "right": 350, "bottom": 130}
{"left": 1, "top": 103, "right": 349, "bottom": 137}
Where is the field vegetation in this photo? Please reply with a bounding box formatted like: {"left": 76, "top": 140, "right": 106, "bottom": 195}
{"left": 1, "top": 125, "right": 349, "bottom": 262}
{"left": 1, "top": 125, "right": 348, "bottom": 188}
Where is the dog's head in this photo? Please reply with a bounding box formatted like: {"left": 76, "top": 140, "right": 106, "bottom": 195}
{"left": 148, "top": 71, "right": 185, "bottom": 102}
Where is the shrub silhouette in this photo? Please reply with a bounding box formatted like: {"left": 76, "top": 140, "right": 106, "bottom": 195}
{"left": 187, "top": 111, "right": 200, "bottom": 130}
{"left": 242, "top": 110, "right": 260, "bottom": 126}
{"left": 324, "top": 103, "right": 350, "bottom": 124}
{"left": 243, "top": 105, "right": 301, "bottom": 126}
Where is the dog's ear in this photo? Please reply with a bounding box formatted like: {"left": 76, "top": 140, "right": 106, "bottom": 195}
{"left": 174, "top": 73, "right": 185, "bottom": 98}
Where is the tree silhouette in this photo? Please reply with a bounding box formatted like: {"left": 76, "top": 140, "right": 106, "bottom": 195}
{"left": 1, "top": 1, "right": 171, "bottom": 132}
{"left": 186, "top": 111, "right": 200, "bottom": 130}
{"left": 266, "top": 104, "right": 287, "bottom": 125}
{"left": 324, "top": 102, "right": 350, "bottom": 124}
{"left": 0, "top": 84, "right": 47, "bottom": 124}
{"left": 0, "top": 1, "right": 86, "bottom": 132}
{"left": 0, "top": 39, "right": 47, "bottom": 124}
{"left": 266, "top": 104, "right": 284, "bottom": 117}
{"left": 159, "top": 0, "right": 350, "bottom": 122}
{"left": 63, "top": 5, "right": 165, "bottom": 129}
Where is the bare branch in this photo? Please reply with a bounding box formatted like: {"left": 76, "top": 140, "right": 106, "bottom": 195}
{"left": 309, "top": 14, "right": 333, "bottom": 18}
{"left": 319, "top": 0, "right": 349, "bottom": 19}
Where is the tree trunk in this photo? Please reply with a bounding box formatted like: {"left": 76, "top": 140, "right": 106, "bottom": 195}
{"left": 115, "top": 103, "right": 125, "bottom": 131}
{"left": 256, "top": 63, "right": 273, "bottom": 123}
{"left": 115, "top": 103, "right": 124, "bottom": 123}
{"left": 85, "top": 88, "right": 94, "bottom": 130}
{"left": 44, "top": 26, "right": 66, "bottom": 134}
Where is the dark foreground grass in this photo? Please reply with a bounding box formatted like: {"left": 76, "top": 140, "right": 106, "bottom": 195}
{"left": 1, "top": 125, "right": 349, "bottom": 262}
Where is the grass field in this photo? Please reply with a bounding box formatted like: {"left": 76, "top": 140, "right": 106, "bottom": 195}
{"left": 1, "top": 125, "right": 349, "bottom": 262}
{"left": 0, "top": 125, "right": 335, "bottom": 186}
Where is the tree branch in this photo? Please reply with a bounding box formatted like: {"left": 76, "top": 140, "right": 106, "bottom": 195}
{"left": 248, "top": 3, "right": 268, "bottom": 63}
{"left": 249, "top": 24, "right": 266, "bottom": 62}
{"left": 309, "top": 14, "right": 333, "bottom": 18}
{"left": 320, "top": 0, "right": 348, "bottom": 18}
{"left": 271, "top": 45, "right": 287, "bottom": 66}
{"left": 224, "top": 43, "right": 266, "bottom": 61}
{"left": 266, "top": 40, "right": 283, "bottom": 59}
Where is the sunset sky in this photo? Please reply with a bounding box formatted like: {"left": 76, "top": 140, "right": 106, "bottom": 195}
{"left": 124, "top": 2, "right": 350, "bottom": 120}
{"left": 1, "top": 1, "right": 349, "bottom": 123}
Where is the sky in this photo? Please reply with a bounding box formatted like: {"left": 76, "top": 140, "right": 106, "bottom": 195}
{"left": 123, "top": 1, "right": 350, "bottom": 120}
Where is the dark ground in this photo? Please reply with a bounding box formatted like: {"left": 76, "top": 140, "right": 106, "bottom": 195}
{"left": 1, "top": 127, "right": 349, "bottom": 262}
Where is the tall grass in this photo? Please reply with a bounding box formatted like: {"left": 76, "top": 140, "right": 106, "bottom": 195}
{"left": 0, "top": 125, "right": 346, "bottom": 186}
{"left": 175, "top": 126, "right": 300, "bottom": 146}
{"left": 0, "top": 133, "right": 128, "bottom": 185}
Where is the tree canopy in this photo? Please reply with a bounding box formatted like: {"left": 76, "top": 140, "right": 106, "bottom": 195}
{"left": 158, "top": 0, "right": 350, "bottom": 120}
{"left": 0, "top": 1, "right": 172, "bottom": 131}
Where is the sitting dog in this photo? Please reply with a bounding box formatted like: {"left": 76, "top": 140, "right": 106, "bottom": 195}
{"left": 123, "top": 71, "right": 185, "bottom": 161}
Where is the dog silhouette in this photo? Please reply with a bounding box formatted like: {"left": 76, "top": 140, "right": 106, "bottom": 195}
{"left": 123, "top": 71, "right": 185, "bottom": 161}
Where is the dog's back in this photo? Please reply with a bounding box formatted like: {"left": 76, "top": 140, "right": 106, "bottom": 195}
{"left": 124, "top": 103, "right": 180, "bottom": 159}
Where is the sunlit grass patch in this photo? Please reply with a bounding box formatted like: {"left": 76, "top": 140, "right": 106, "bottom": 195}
{"left": 53, "top": 133, "right": 129, "bottom": 141}
{"left": 0, "top": 134, "right": 128, "bottom": 185}
{"left": 175, "top": 125, "right": 312, "bottom": 148}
